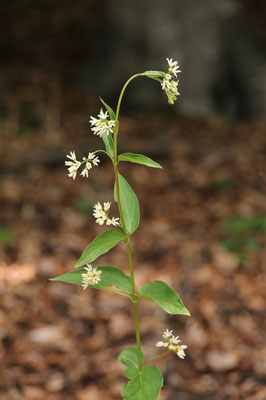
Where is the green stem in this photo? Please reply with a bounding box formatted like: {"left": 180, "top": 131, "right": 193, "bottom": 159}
{"left": 112, "top": 74, "right": 144, "bottom": 371}
{"left": 143, "top": 350, "right": 171, "bottom": 367}
{"left": 94, "top": 149, "right": 112, "bottom": 159}
{"left": 115, "top": 73, "right": 144, "bottom": 121}
{"left": 104, "top": 287, "right": 132, "bottom": 299}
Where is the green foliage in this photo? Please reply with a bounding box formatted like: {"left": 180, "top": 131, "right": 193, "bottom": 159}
{"left": 114, "top": 174, "right": 140, "bottom": 235}
{"left": 52, "top": 67, "right": 190, "bottom": 399}
{"left": 119, "top": 348, "right": 145, "bottom": 368}
{"left": 139, "top": 280, "right": 190, "bottom": 316}
{"left": 101, "top": 131, "right": 114, "bottom": 158}
{"left": 75, "top": 229, "right": 124, "bottom": 268}
{"left": 119, "top": 348, "right": 163, "bottom": 400}
{"left": 51, "top": 266, "right": 132, "bottom": 293}
{"left": 143, "top": 71, "right": 165, "bottom": 79}
{"left": 0, "top": 226, "right": 15, "bottom": 247}
{"left": 75, "top": 197, "right": 94, "bottom": 214}
{"left": 99, "top": 98, "right": 116, "bottom": 157}
{"left": 122, "top": 366, "right": 163, "bottom": 400}
{"left": 99, "top": 97, "right": 116, "bottom": 120}
{"left": 164, "top": 88, "right": 177, "bottom": 104}
{"left": 213, "top": 178, "right": 235, "bottom": 194}
{"left": 221, "top": 215, "right": 266, "bottom": 263}
{"left": 118, "top": 153, "right": 162, "bottom": 169}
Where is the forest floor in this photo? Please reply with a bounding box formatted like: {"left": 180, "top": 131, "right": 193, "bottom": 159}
{"left": 1, "top": 113, "right": 266, "bottom": 400}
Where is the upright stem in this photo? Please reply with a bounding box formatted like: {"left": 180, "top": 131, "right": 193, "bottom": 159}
{"left": 112, "top": 74, "right": 144, "bottom": 370}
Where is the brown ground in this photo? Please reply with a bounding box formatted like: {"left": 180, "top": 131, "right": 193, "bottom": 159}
{"left": 1, "top": 109, "right": 266, "bottom": 399}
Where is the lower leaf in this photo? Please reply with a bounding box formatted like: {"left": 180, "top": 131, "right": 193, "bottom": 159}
{"left": 119, "top": 348, "right": 145, "bottom": 368}
{"left": 122, "top": 365, "right": 163, "bottom": 400}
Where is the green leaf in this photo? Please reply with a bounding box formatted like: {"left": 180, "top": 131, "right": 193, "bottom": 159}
{"left": 101, "top": 131, "right": 114, "bottom": 157}
{"left": 75, "top": 229, "right": 124, "bottom": 268}
{"left": 143, "top": 70, "right": 165, "bottom": 79}
{"left": 50, "top": 266, "right": 132, "bottom": 293}
{"left": 99, "top": 97, "right": 116, "bottom": 120}
{"left": 118, "top": 153, "right": 162, "bottom": 169}
{"left": 99, "top": 98, "right": 116, "bottom": 157}
{"left": 114, "top": 173, "right": 140, "bottom": 235}
{"left": 122, "top": 365, "right": 163, "bottom": 400}
{"left": 119, "top": 348, "right": 145, "bottom": 368}
{"left": 139, "top": 280, "right": 190, "bottom": 316}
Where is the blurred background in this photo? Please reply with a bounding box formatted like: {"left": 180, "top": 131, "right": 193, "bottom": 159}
{"left": 0, "top": 1, "right": 266, "bottom": 399}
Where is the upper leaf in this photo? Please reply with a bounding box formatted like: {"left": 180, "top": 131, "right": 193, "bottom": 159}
{"left": 101, "top": 131, "right": 114, "bottom": 158}
{"left": 99, "top": 98, "right": 116, "bottom": 158}
{"left": 139, "top": 280, "right": 190, "bottom": 316}
{"left": 118, "top": 348, "right": 145, "bottom": 369}
{"left": 50, "top": 266, "right": 132, "bottom": 293}
{"left": 122, "top": 365, "right": 163, "bottom": 400}
{"left": 118, "top": 153, "right": 162, "bottom": 169}
{"left": 114, "top": 173, "right": 140, "bottom": 235}
{"left": 99, "top": 97, "right": 116, "bottom": 120}
{"left": 75, "top": 229, "right": 124, "bottom": 268}
{"left": 143, "top": 70, "right": 165, "bottom": 79}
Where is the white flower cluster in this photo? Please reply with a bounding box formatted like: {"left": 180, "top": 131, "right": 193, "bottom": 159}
{"left": 93, "top": 202, "right": 120, "bottom": 227}
{"left": 161, "top": 58, "right": 181, "bottom": 104}
{"left": 65, "top": 151, "right": 100, "bottom": 180}
{"left": 81, "top": 264, "right": 102, "bottom": 289}
{"left": 89, "top": 109, "right": 116, "bottom": 137}
{"left": 156, "top": 329, "right": 187, "bottom": 359}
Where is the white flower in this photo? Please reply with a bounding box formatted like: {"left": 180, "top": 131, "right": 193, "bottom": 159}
{"left": 156, "top": 341, "right": 169, "bottom": 348}
{"left": 65, "top": 151, "right": 100, "bottom": 180}
{"left": 93, "top": 156, "right": 100, "bottom": 166}
{"left": 161, "top": 78, "right": 172, "bottom": 90}
{"left": 89, "top": 109, "right": 116, "bottom": 137}
{"left": 80, "top": 161, "right": 93, "bottom": 178}
{"left": 156, "top": 329, "right": 187, "bottom": 359}
{"left": 65, "top": 151, "right": 81, "bottom": 180}
{"left": 103, "top": 202, "right": 111, "bottom": 211}
{"left": 65, "top": 151, "right": 77, "bottom": 162}
{"left": 166, "top": 58, "right": 181, "bottom": 77}
{"left": 93, "top": 202, "right": 106, "bottom": 225}
{"left": 106, "top": 217, "right": 120, "bottom": 227}
{"left": 93, "top": 202, "right": 120, "bottom": 227}
{"left": 169, "top": 335, "right": 181, "bottom": 345}
{"left": 98, "top": 109, "right": 108, "bottom": 119}
{"left": 163, "top": 329, "right": 173, "bottom": 339}
{"left": 88, "top": 152, "right": 95, "bottom": 160}
{"left": 81, "top": 264, "right": 102, "bottom": 289}
{"left": 160, "top": 58, "right": 181, "bottom": 104}
{"left": 176, "top": 345, "right": 187, "bottom": 359}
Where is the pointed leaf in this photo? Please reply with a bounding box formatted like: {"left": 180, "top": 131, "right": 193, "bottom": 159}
{"left": 139, "top": 280, "right": 190, "bottom": 316}
{"left": 114, "top": 173, "right": 140, "bottom": 234}
{"left": 75, "top": 229, "right": 124, "bottom": 268}
{"left": 143, "top": 70, "right": 165, "bottom": 79}
{"left": 101, "top": 131, "right": 114, "bottom": 157}
{"left": 118, "top": 153, "right": 162, "bottom": 169}
{"left": 99, "top": 97, "right": 116, "bottom": 120}
{"left": 50, "top": 266, "right": 131, "bottom": 293}
{"left": 122, "top": 365, "right": 163, "bottom": 400}
{"left": 118, "top": 348, "right": 145, "bottom": 368}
